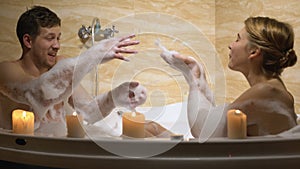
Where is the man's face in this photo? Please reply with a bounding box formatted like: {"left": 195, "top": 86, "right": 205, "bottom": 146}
{"left": 31, "top": 26, "right": 61, "bottom": 69}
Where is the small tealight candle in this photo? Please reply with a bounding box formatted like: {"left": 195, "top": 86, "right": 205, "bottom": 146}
{"left": 122, "top": 112, "right": 145, "bottom": 138}
{"left": 65, "top": 112, "right": 85, "bottom": 138}
{"left": 227, "top": 109, "right": 247, "bottom": 139}
{"left": 12, "top": 109, "right": 34, "bottom": 135}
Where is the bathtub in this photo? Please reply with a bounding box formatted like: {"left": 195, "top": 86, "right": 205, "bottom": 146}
{"left": 0, "top": 130, "right": 300, "bottom": 169}
{"left": 1, "top": 102, "right": 299, "bottom": 168}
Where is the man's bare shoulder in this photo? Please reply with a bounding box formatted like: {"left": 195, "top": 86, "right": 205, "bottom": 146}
{"left": 0, "top": 60, "right": 24, "bottom": 83}
{"left": 0, "top": 60, "right": 19, "bottom": 68}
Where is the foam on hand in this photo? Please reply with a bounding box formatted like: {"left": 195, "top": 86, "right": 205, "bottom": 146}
{"left": 155, "top": 39, "right": 178, "bottom": 55}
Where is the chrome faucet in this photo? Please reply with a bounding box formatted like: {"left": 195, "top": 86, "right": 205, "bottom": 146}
{"left": 78, "top": 18, "right": 119, "bottom": 96}
{"left": 78, "top": 17, "right": 118, "bottom": 45}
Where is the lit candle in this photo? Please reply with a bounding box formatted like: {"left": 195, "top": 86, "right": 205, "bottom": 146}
{"left": 122, "top": 112, "right": 145, "bottom": 138}
{"left": 65, "top": 112, "right": 85, "bottom": 138}
{"left": 227, "top": 109, "right": 247, "bottom": 139}
{"left": 12, "top": 109, "right": 34, "bottom": 135}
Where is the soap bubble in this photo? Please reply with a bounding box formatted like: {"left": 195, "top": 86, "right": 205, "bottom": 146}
{"left": 73, "top": 12, "right": 226, "bottom": 158}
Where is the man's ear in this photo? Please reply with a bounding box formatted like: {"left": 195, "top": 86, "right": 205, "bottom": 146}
{"left": 23, "top": 34, "right": 32, "bottom": 49}
{"left": 249, "top": 47, "right": 261, "bottom": 59}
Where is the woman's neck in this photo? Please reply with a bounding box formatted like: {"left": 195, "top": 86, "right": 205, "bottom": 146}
{"left": 245, "top": 68, "right": 275, "bottom": 86}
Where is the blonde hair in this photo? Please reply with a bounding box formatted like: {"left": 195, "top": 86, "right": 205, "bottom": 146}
{"left": 244, "top": 16, "right": 297, "bottom": 76}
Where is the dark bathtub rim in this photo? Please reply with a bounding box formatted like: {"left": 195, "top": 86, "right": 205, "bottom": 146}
{"left": 0, "top": 130, "right": 300, "bottom": 169}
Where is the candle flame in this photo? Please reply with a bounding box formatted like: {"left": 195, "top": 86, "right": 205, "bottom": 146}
{"left": 22, "top": 111, "right": 27, "bottom": 118}
{"left": 131, "top": 112, "right": 136, "bottom": 117}
{"left": 235, "top": 110, "right": 241, "bottom": 114}
{"left": 72, "top": 112, "right": 77, "bottom": 116}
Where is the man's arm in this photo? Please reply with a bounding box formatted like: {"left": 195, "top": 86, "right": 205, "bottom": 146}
{"left": 0, "top": 35, "right": 139, "bottom": 121}
{"left": 69, "top": 82, "right": 147, "bottom": 124}
{"left": 68, "top": 84, "right": 115, "bottom": 124}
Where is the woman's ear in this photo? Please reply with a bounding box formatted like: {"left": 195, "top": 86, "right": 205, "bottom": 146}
{"left": 249, "top": 47, "right": 261, "bottom": 59}
{"left": 23, "top": 34, "right": 32, "bottom": 49}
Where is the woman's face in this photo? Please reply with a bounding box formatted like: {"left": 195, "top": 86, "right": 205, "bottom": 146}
{"left": 228, "top": 27, "right": 252, "bottom": 73}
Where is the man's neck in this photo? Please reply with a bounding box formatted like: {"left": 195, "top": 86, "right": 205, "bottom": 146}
{"left": 19, "top": 53, "right": 48, "bottom": 77}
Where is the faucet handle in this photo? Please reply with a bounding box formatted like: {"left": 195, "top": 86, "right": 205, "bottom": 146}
{"left": 111, "top": 25, "right": 119, "bottom": 37}
{"left": 78, "top": 25, "right": 90, "bottom": 42}
{"left": 103, "top": 25, "right": 119, "bottom": 39}
{"left": 112, "top": 25, "right": 119, "bottom": 33}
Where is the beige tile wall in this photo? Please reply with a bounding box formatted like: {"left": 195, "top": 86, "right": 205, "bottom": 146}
{"left": 0, "top": 0, "right": 299, "bottom": 113}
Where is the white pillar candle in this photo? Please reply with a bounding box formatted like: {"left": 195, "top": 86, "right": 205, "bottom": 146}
{"left": 227, "top": 109, "right": 247, "bottom": 139}
{"left": 12, "top": 109, "right": 34, "bottom": 135}
{"left": 65, "top": 112, "right": 85, "bottom": 138}
{"left": 122, "top": 112, "right": 145, "bottom": 138}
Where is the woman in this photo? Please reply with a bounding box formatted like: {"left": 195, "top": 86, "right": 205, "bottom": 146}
{"left": 160, "top": 16, "right": 298, "bottom": 137}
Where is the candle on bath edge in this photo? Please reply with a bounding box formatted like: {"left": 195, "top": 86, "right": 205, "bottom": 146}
{"left": 122, "top": 112, "right": 145, "bottom": 138}
{"left": 227, "top": 109, "right": 247, "bottom": 139}
{"left": 65, "top": 112, "right": 85, "bottom": 138}
{"left": 12, "top": 109, "right": 34, "bottom": 135}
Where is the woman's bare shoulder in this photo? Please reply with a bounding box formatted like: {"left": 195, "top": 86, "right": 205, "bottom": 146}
{"left": 229, "top": 80, "right": 296, "bottom": 135}
{"left": 238, "top": 79, "right": 291, "bottom": 102}
{"left": 229, "top": 79, "right": 294, "bottom": 115}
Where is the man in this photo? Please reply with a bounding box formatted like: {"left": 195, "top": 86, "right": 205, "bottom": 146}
{"left": 0, "top": 6, "right": 169, "bottom": 137}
